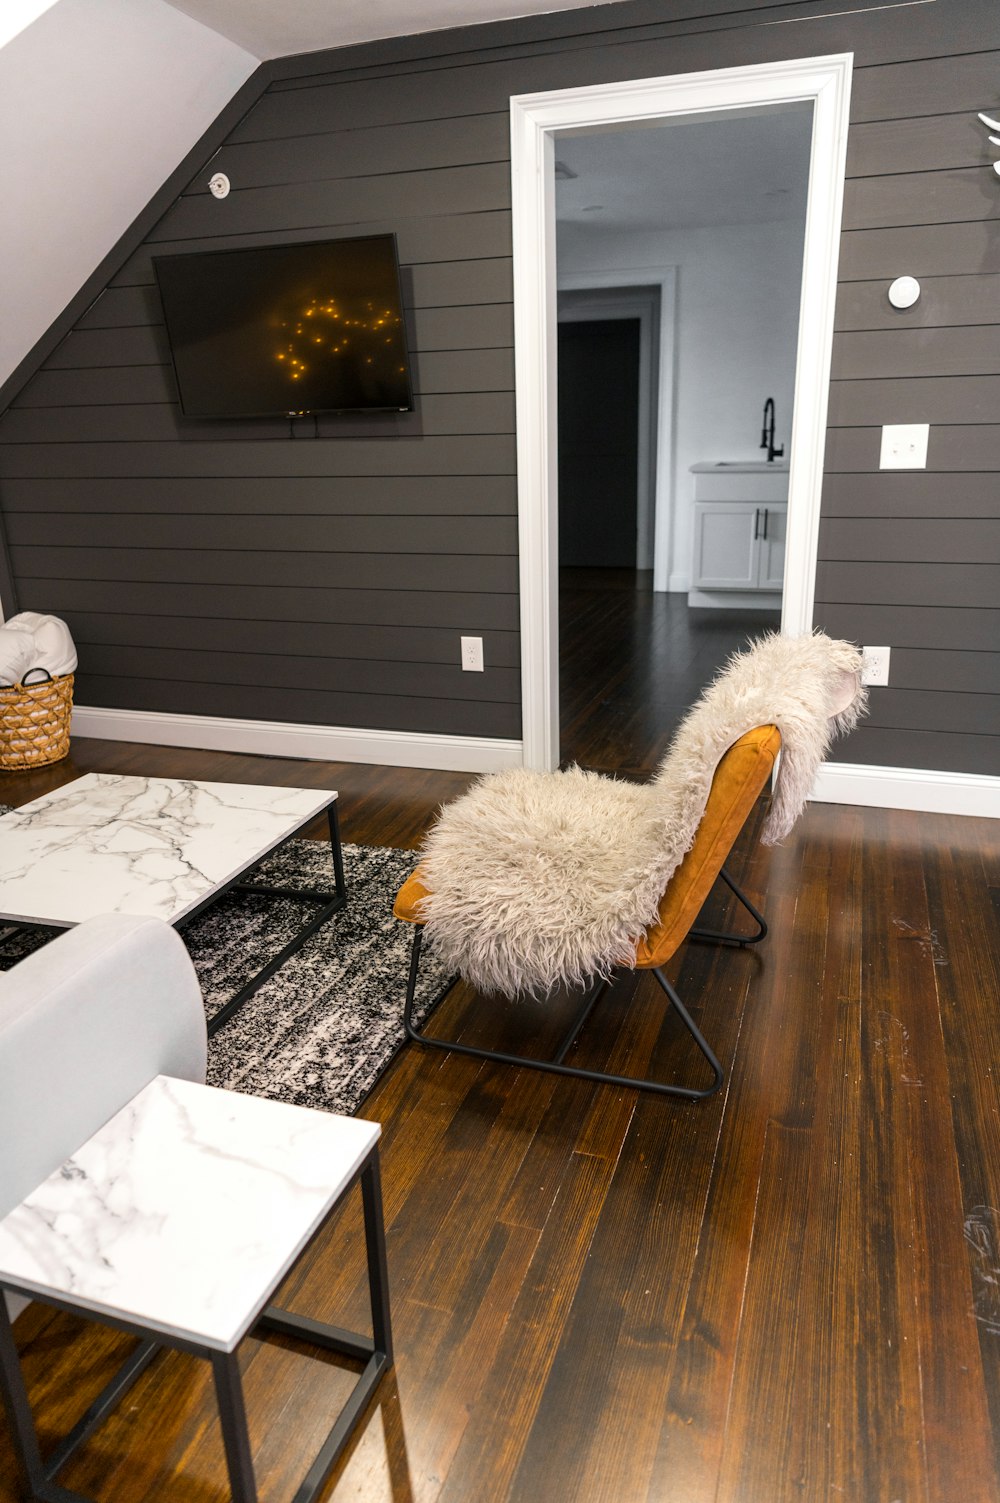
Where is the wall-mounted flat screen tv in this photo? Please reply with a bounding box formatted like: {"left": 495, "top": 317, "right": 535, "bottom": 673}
{"left": 153, "top": 234, "right": 414, "bottom": 419}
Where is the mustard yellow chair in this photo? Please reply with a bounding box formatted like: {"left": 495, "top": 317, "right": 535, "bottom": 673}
{"left": 393, "top": 724, "right": 781, "bottom": 1101}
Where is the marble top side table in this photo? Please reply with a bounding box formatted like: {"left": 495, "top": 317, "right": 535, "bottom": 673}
{"left": 0, "top": 1076, "right": 393, "bottom": 1503}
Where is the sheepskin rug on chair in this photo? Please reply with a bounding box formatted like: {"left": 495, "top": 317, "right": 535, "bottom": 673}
{"left": 418, "top": 631, "right": 866, "bottom": 998}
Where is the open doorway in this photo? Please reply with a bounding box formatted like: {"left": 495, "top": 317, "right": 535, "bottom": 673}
{"left": 510, "top": 54, "right": 854, "bottom": 772}
{"left": 554, "top": 107, "right": 811, "bottom": 774}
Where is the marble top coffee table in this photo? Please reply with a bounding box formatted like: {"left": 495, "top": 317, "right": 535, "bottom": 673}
{"left": 0, "top": 774, "right": 347, "bottom": 1035}
{"left": 0, "top": 1075, "right": 392, "bottom": 1503}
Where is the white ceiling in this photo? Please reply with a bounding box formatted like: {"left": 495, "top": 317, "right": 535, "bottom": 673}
{"left": 555, "top": 106, "right": 814, "bottom": 231}
{"left": 161, "top": 0, "right": 634, "bottom": 61}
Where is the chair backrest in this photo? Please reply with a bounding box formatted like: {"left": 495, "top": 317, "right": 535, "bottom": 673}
{"left": 633, "top": 724, "right": 781, "bottom": 969}
{"left": 0, "top": 913, "right": 207, "bottom": 1219}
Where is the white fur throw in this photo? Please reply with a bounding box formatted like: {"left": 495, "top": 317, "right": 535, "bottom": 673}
{"left": 419, "top": 631, "right": 866, "bottom": 997}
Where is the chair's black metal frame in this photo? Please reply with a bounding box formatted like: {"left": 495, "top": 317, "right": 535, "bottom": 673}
{"left": 402, "top": 867, "right": 766, "bottom": 1102}
{"left": 0, "top": 1147, "right": 392, "bottom": 1503}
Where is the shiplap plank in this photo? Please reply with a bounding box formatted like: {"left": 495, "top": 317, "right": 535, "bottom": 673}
{"left": 0, "top": 474, "right": 517, "bottom": 516}
{"left": 151, "top": 163, "right": 511, "bottom": 244}
{"left": 42, "top": 326, "right": 169, "bottom": 369}
{"left": 830, "top": 327, "right": 1000, "bottom": 381}
{"left": 69, "top": 612, "right": 521, "bottom": 668}
{"left": 0, "top": 435, "right": 518, "bottom": 478}
{"left": 80, "top": 643, "right": 521, "bottom": 703}
{"left": 837, "top": 224, "right": 1000, "bottom": 281}
{"left": 8, "top": 545, "right": 519, "bottom": 593}
{"left": 825, "top": 426, "right": 1000, "bottom": 473}
{"left": 815, "top": 561, "right": 1000, "bottom": 609}
{"left": 201, "top": 113, "right": 510, "bottom": 191}
{"left": 814, "top": 603, "right": 1000, "bottom": 654}
{"left": 819, "top": 518, "right": 1000, "bottom": 565}
{"left": 848, "top": 51, "right": 1000, "bottom": 124}
{"left": 858, "top": 687, "right": 999, "bottom": 738}
{"left": 842, "top": 168, "right": 996, "bottom": 233}
{"left": 827, "top": 724, "right": 1000, "bottom": 777}
{"left": 78, "top": 285, "right": 161, "bottom": 330}
{"left": 845, "top": 114, "right": 994, "bottom": 178}
{"left": 820, "top": 472, "right": 1000, "bottom": 519}
{"left": 876, "top": 649, "right": 1000, "bottom": 696}
{"left": 13, "top": 365, "right": 177, "bottom": 408}
{"left": 412, "top": 347, "right": 515, "bottom": 393}
{"left": 827, "top": 376, "right": 1000, "bottom": 428}
{"left": 17, "top": 578, "right": 521, "bottom": 629}
{"left": 72, "top": 674, "right": 522, "bottom": 739}
{"left": 834, "top": 276, "right": 1000, "bottom": 332}
{"left": 409, "top": 259, "right": 512, "bottom": 308}
{"left": 5, "top": 513, "right": 519, "bottom": 556}
{"left": 412, "top": 304, "right": 513, "bottom": 350}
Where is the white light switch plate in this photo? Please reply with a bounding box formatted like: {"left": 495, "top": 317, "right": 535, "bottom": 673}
{"left": 879, "top": 423, "right": 929, "bottom": 469}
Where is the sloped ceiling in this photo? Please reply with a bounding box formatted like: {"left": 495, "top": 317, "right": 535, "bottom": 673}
{"left": 0, "top": 0, "right": 257, "bottom": 389}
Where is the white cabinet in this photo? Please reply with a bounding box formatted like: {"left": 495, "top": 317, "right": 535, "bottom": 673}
{"left": 688, "top": 462, "right": 788, "bottom": 607}
{"left": 692, "top": 500, "right": 786, "bottom": 590}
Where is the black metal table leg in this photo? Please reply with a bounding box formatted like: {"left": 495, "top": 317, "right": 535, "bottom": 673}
{"left": 212, "top": 1351, "right": 258, "bottom": 1503}
{"left": 361, "top": 1150, "right": 393, "bottom": 1364}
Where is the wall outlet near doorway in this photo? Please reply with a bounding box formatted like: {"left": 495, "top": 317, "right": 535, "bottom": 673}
{"left": 461, "top": 636, "right": 484, "bottom": 672}
{"left": 861, "top": 644, "right": 891, "bottom": 686}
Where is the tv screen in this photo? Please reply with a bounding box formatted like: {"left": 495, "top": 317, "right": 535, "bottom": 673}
{"left": 152, "top": 234, "right": 414, "bottom": 419}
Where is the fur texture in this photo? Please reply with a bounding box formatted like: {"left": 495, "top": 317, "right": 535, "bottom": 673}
{"left": 419, "top": 631, "right": 866, "bottom": 997}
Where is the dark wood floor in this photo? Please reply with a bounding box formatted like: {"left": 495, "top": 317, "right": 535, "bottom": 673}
{"left": 2, "top": 721, "right": 1000, "bottom": 1498}
{"left": 560, "top": 569, "right": 781, "bottom": 776}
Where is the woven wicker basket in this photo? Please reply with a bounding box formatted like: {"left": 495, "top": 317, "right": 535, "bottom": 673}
{"left": 0, "top": 672, "right": 74, "bottom": 770}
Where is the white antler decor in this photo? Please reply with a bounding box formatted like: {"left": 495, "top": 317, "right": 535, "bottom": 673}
{"left": 979, "top": 110, "right": 1000, "bottom": 176}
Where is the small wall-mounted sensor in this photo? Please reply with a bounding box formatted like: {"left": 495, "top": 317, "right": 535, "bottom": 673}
{"left": 887, "top": 275, "right": 920, "bottom": 310}
{"left": 208, "top": 172, "right": 231, "bottom": 199}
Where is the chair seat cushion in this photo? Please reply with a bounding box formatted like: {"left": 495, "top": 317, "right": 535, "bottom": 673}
{"left": 395, "top": 725, "right": 780, "bottom": 976}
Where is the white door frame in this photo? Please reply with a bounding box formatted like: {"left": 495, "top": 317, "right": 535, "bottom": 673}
{"left": 511, "top": 53, "right": 854, "bottom": 771}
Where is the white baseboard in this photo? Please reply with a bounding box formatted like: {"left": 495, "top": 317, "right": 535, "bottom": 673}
{"left": 812, "top": 761, "right": 1000, "bottom": 819}
{"left": 667, "top": 572, "right": 691, "bottom": 592}
{"left": 67, "top": 707, "right": 1000, "bottom": 815}
{"left": 71, "top": 706, "right": 524, "bottom": 775}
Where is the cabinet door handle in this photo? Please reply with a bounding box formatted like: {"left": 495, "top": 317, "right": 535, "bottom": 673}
{"left": 754, "top": 507, "right": 761, "bottom": 539}
{"left": 762, "top": 507, "right": 769, "bottom": 539}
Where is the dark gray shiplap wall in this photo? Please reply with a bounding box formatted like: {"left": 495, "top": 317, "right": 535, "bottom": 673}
{"left": 0, "top": 0, "right": 997, "bottom": 770}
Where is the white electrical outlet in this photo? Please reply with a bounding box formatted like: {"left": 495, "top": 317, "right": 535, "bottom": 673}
{"left": 461, "top": 635, "right": 484, "bottom": 672}
{"left": 879, "top": 423, "right": 928, "bottom": 469}
{"left": 861, "top": 645, "right": 891, "bottom": 686}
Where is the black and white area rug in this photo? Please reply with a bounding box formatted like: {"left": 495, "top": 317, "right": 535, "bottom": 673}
{"left": 0, "top": 827, "right": 453, "bottom": 1117}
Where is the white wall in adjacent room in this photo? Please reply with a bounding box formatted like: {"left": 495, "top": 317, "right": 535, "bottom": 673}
{"left": 557, "top": 218, "right": 805, "bottom": 589}
{"left": 0, "top": 0, "right": 257, "bottom": 387}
